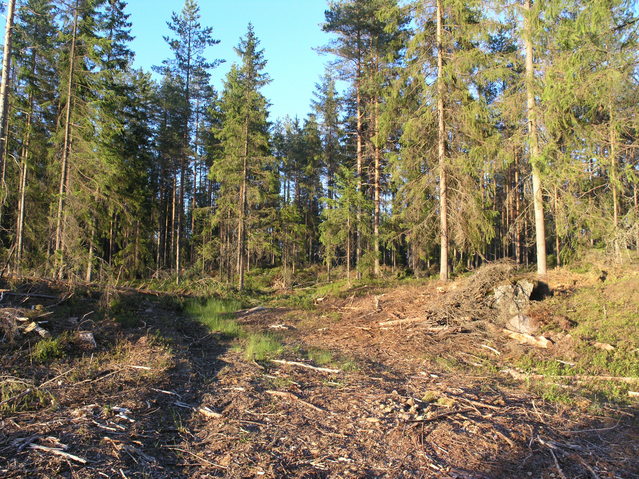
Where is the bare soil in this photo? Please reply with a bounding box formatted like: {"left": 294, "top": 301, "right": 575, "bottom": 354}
{"left": 1, "top": 271, "right": 637, "bottom": 478}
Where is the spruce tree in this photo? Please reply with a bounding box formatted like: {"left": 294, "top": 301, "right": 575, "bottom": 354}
{"left": 212, "top": 24, "right": 273, "bottom": 290}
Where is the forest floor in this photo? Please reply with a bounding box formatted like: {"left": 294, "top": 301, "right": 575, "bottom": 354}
{"left": 1, "top": 258, "right": 638, "bottom": 478}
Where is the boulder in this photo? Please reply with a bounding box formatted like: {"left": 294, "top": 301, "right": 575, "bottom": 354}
{"left": 493, "top": 279, "right": 551, "bottom": 334}
{"left": 493, "top": 279, "right": 536, "bottom": 316}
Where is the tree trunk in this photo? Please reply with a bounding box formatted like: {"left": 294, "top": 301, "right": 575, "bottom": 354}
{"left": 0, "top": 0, "right": 16, "bottom": 190}
{"left": 176, "top": 160, "right": 184, "bottom": 283}
{"left": 437, "top": 0, "right": 449, "bottom": 281}
{"left": 609, "top": 103, "right": 620, "bottom": 258}
{"left": 14, "top": 108, "right": 32, "bottom": 273}
{"left": 514, "top": 153, "right": 522, "bottom": 263}
{"left": 523, "top": 0, "right": 547, "bottom": 275}
{"left": 170, "top": 173, "right": 177, "bottom": 268}
{"left": 237, "top": 119, "right": 249, "bottom": 290}
{"left": 54, "top": 5, "right": 79, "bottom": 278}
{"left": 634, "top": 182, "right": 638, "bottom": 251}
{"left": 554, "top": 187, "right": 560, "bottom": 267}
{"left": 373, "top": 96, "right": 381, "bottom": 277}
{"left": 355, "top": 43, "right": 363, "bottom": 280}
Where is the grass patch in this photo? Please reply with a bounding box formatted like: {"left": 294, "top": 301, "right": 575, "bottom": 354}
{"left": 0, "top": 380, "right": 54, "bottom": 413}
{"left": 186, "top": 298, "right": 245, "bottom": 338}
{"left": 245, "top": 333, "right": 283, "bottom": 361}
{"left": 306, "top": 347, "right": 334, "bottom": 366}
{"left": 515, "top": 273, "right": 639, "bottom": 405}
{"left": 31, "top": 336, "right": 66, "bottom": 363}
{"left": 186, "top": 298, "right": 283, "bottom": 361}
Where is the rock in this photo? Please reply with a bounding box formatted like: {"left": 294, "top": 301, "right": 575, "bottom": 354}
{"left": 493, "top": 280, "right": 536, "bottom": 316}
{"left": 507, "top": 314, "right": 537, "bottom": 335}
{"left": 75, "top": 331, "right": 96, "bottom": 350}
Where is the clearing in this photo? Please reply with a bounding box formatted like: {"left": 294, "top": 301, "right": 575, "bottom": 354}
{"left": 1, "top": 261, "right": 638, "bottom": 478}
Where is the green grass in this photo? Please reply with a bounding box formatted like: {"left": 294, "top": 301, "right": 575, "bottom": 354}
{"left": 306, "top": 347, "right": 334, "bottom": 365}
{"left": 186, "top": 298, "right": 245, "bottom": 338}
{"left": 186, "top": 298, "right": 284, "bottom": 361}
{"left": 514, "top": 273, "right": 639, "bottom": 406}
{"left": 244, "top": 333, "right": 283, "bottom": 361}
{"left": 31, "top": 336, "right": 66, "bottom": 363}
{"left": 0, "top": 381, "right": 54, "bottom": 413}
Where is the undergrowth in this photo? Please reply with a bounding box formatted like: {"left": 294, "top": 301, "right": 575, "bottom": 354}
{"left": 514, "top": 272, "right": 639, "bottom": 406}
{"left": 186, "top": 298, "right": 284, "bottom": 361}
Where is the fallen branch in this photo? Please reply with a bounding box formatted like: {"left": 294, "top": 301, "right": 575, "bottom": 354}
{"left": 236, "top": 306, "right": 266, "bottom": 317}
{"left": 0, "top": 388, "right": 32, "bottom": 407}
{"left": 406, "top": 408, "right": 473, "bottom": 424}
{"left": 503, "top": 368, "right": 639, "bottom": 384}
{"left": 271, "top": 359, "right": 341, "bottom": 374}
{"left": 2, "top": 292, "right": 61, "bottom": 300}
{"left": 265, "top": 390, "right": 325, "bottom": 413}
{"left": 127, "top": 365, "right": 152, "bottom": 371}
{"left": 378, "top": 317, "right": 429, "bottom": 327}
{"left": 174, "top": 401, "right": 222, "bottom": 419}
{"left": 29, "top": 443, "right": 88, "bottom": 464}
{"left": 480, "top": 344, "right": 501, "bottom": 356}
{"left": 162, "top": 446, "right": 227, "bottom": 469}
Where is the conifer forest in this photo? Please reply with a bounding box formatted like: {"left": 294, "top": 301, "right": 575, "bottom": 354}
{"left": 1, "top": 1, "right": 639, "bottom": 478}
{"left": 0, "top": 0, "right": 636, "bottom": 285}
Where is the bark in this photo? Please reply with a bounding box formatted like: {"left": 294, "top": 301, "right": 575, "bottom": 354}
{"left": 523, "top": 0, "right": 547, "bottom": 275}
{"left": 355, "top": 67, "right": 363, "bottom": 280}
{"left": 437, "top": 0, "right": 449, "bottom": 281}
{"left": 0, "top": 0, "right": 16, "bottom": 182}
{"left": 237, "top": 118, "right": 249, "bottom": 290}
{"left": 554, "top": 187, "right": 560, "bottom": 266}
{"left": 514, "top": 153, "right": 522, "bottom": 264}
{"left": 373, "top": 96, "right": 381, "bottom": 277}
{"left": 14, "top": 108, "right": 31, "bottom": 273}
{"left": 170, "top": 174, "right": 177, "bottom": 268}
{"left": 54, "top": 5, "right": 79, "bottom": 278}
{"left": 609, "top": 103, "right": 620, "bottom": 258}
{"left": 634, "top": 182, "right": 638, "bottom": 251}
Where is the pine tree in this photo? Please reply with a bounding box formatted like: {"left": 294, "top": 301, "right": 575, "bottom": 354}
{"left": 157, "top": 0, "right": 221, "bottom": 278}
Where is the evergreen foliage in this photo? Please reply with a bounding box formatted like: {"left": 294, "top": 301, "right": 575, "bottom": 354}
{"left": 0, "top": 0, "right": 636, "bottom": 283}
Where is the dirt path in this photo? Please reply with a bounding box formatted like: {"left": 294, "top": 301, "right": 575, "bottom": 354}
{"left": 1, "top": 285, "right": 638, "bottom": 478}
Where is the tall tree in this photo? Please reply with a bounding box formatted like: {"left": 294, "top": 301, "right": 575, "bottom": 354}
{"left": 522, "top": 0, "right": 547, "bottom": 274}
{"left": 157, "top": 0, "right": 221, "bottom": 278}
{"left": 212, "top": 24, "right": 272, "bottom": 290}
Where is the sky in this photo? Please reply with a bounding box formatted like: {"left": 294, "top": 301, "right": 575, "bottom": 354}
{"left": 127, "top": 0, "right": 334, "bottom": 121}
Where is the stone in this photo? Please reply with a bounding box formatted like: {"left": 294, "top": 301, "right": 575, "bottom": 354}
{"left": 493, "top": 280, "right": 536, "bottom": 316}
{"left": 507, "top": 314, "right": 537, "bottom": 335}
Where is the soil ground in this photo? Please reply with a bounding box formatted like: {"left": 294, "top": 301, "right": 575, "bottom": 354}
{"left": 1, "top": 266, "right": 638, "bottom": 478}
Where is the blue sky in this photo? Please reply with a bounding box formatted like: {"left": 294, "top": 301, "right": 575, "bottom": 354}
{"left": 128, "top": 0, "right": 333, "bottom": 121}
